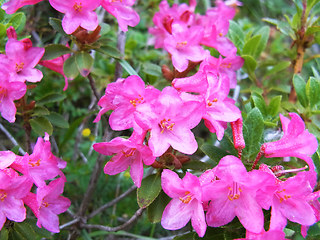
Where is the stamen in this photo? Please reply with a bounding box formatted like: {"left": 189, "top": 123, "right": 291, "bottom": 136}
{"left": 0, "top": 191, "right": 7, "bottom": 202}
{"left": 15, "top": 62, "right": 24, "bottom": 72}
{"left": 227, "top": 182, "right": 241, "bottom": 201}
{"left": 121, "top": 148, "right": 136, "bottom": 158}
{"left": 207, "top": 98, "right": 218, "bottom": 106}
{"left": 130, "top": 95, "right": 144, "bottom": 107}
{"left": 176, "top": 41, "right": 188, "bottom": 49}
{"left": 274, "top": 165, "right": 308, "bottom": 176}
{"left": 276, "top": 189, "right": 291, "bottom": 203}
{"left": 179, "top": 191, "right": 193, "bottom": 204}
{"left": 159, "top": 119, "right": 175, "bottom": 133}
{"left": 73, "top": 2, "right": 83, "bottom": 12}
{"left": 29, "top": 159, "right": 41, "bottom": 167}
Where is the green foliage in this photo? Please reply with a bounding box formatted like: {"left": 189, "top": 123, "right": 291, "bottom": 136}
{"left": 137, "top": 173, "right": 162, "bottom": 208}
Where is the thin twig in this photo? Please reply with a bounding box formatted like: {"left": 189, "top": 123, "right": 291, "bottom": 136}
{"left": 60, "top": 218, "right": 80, "bottom": 230}
{"left": 88, "top": 185, "right": 137, "bottom": 219}
{"left": 114, "top": 30, "right": 126, "bottom": 81}
{"left": 83, "top": 208, "right": 145, "bottom": 232}
{"left": 88, "top": 73, "right": 101, "bottom": 101}
{"left": 0, "top": 123, "right": 26, "bottom": 155}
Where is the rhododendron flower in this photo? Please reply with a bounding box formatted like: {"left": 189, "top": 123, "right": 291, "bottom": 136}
{"left": 1, "top": 0, "right": 43, "bottom": 14}
{"left": 11, "top": 135, "right": 65, "bottom": 187}
{"left": 203, "top": 155, "right": 274, "bottom": 233}
{"left": 4, "top": 38, "right": 44, "bottom": 83}
{"left": 238, "top": 229, "right": 288, "bottom": 240}
{"left": 23, "top": 178, "right": 71, "bottom": 233}
{"left": 161, "top": 169, "right": 206, "bottom": 237}
{"left": 101, "top": 0, "right": 140, "bottom": 32}
{"left": 0, "top": 171, "right": 32, "bottom": 230}
{"left": 93, "top": 132, "right": 155, "bottom": 187}
{"left": 0, "top": 151, "right": 16, "bottom": 169}
{"left": 135, "top": 87, "right": 205, "bottom": 157}
{"left": 49, "top": 0, "right": 101, "bottom": 34}
{"left": 164, "top": 24, "right": 207, "bottom": 72}
{"left": 0, "top": 68, "right": 27, "bottom": 123}
{"left": 261, "top": 113, "right": 318, "bottom": 171}
{"left": 106, "top": 75, "right": 160, "bottom": 132}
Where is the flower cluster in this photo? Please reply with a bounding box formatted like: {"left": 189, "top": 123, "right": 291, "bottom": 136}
{"left": 2, "top": 0, "right": 140, "bottom": 34}
{"left": 0, "top": 134, "right": 70, "bottom": 233}
{"left": 0, "top": 27, "right": 44, "bottom": 123}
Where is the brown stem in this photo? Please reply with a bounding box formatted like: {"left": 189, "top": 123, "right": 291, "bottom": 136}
{"left": 88, "top": 73, "right": 100, "bottom": 101}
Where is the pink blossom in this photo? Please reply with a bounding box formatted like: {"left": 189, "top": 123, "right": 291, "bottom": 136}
{"left": 4, "top": 38, "right": 44, "bottom": 83}
{"left": 238, "top": 229, "right": 288, "bottom": 240}
{"left": 0, "top": 151, "right": 16, "bottom": 169}
{"left": 49, "top": 0, "right": 101, "bottom": 34}
{"left": 0, "top": 171, "right": 32, "bottom": 230}
{"left": 39, "top": 52, "right": 71, "bottom": 91}
{"left": 261, "top": 113, "right": 318, "bottom": 171}
{"left": 101, "top": 0, "right": 140, "bottom": 32}
{"left": 0, "top": 67, "right": 27, "bottom": 123}
{"left": 11, "top": 136, "right": 65, "bottom": 187}
{"left": 164, "top": 24, "right": 207, "bottom": 72}
{"left": 23, "top": 178, "right": 71, "bottom": 233}
{"left": 161, "top": 169, "right": 206, "bottom": 237}
{"left": 202, "top": 155, "right": 274, "bottom": 233}
{"left": 1, "top": 0, "right": 43, "bottom": 14}
{"left": 93, "top": 132, "right": 155, "bottom": 187}
{"left": 135, "top": 87, "right": 205, "bottom": 157}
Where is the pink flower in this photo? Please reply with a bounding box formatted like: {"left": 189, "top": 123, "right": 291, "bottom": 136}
{"left": 101, "top": 0, "right": 140, "bottom": 32}
{"left": 23, "top": 178, "right": 71, "bottom": 233}
{"left": 0, "top": 67, "right": 27, "bottom": 123}
{"left": 4, "top": 38, "right": 44, "bottom": 83}
{"left": 0, "top": 151, "right": 17, "bottom": 169}
{"left": 0, "top": 171, "right": 32, "bottom": 230}
{"left": 203, "top": 155, "right": 274, "bottom": 233}
{"left": 1, "top": 0, "right": 43, "bottom": 14}
{"left": 135, "top": 87, "right": 205, "bottom": 157}
{"left": 161, "top": 169, "right": 206, "bottom": 237}
{"left": 93, "top": 132, "right": 155, "bottom": 187}
{"left": 106, "top": 75, "right": 160, "bottom": 132}
{"left": 49, "top": 0, "right": 101, "bottom": 34}
{"left": 39, "top": 52, "right": 71, "bottom": 91}
{"left": 261, "top": 113, "right": 318, "bottom": 171}
{"left": 238, "top": 229, "right": 288, "bottom": 240}
{"left": 164, "top": 23, "right": 207, "bottom": 72}
{"left": 11, "top": 136, "right": 65, "bottom": 187}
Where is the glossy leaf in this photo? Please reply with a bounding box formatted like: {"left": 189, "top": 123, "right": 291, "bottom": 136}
{"left": 147, "top": 190, "right": 171, "bottom": 223}
{"left": 137, "top": 173, "right": 162, "bottom": 208}
{"left": 268, "top": 95, "right": 282, "bottom": 117}
{"left": 45, "top": 112, "right": 69, "bottom": 128}
{"left": 42, "top": 44, "right": 71, "bottom": 61}
{"left": 63, "top": 55, "right": 79, "bottom": 79}
{"left": 37, "top": 93, "right": 66, "bottom": 105}
{"left": 306, "top": 77, "right": 320, "bottom": 108}
{"left": 293, "top": 74, "right": 308, "bottom": 107}
{"left": 30, "top": 117, "right": 53, "bottom": 136}
{"left": 75, "top": 52, "right": 94, "bottom": 77}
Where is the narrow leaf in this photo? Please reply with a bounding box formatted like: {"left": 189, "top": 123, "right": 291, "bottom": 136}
{"left": 37, "top": 93, "right": 66, "bottom": 105}
{"left": 137, "top": 173, "right": 162, "bottom": 208}
{"left": 42, "top": 44, "right": 71, "bottom": 61}
{"left": 293, "top": 74, "right": 308, "bottom": 107}
{"left": 30, "top": 117, "right": 53, "bottom": 136}
{"left": 45, "top": 112, "right": 69, "bottom": 128}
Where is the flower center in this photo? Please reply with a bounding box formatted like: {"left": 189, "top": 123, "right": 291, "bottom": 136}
{"left": 159, "top": 118, "right": 175, "bottom": 133}
{"left": 73, "top": 2, "right": 83, "bottom": 12}
{"left": 121, "top": 148, "right": 136, "bottom": 158}
{"left": 207, "top": 98, "right": 218, "bottom": 107}
{"left": 276, "top": 189, "right": 291, "bottom": 203}
{"left": 130, "top": 95, "right": 144, "bottom": 107}
{"left": 0, "top": 191, "right": 7, "bottom": 202}
{"left": 179, "top": 191, "right": 193, "bottom": 204}
{"left": 15, "top": 62, "right": 24, "bottom": 72}
{"left": 176, "top": 41, "right": 188, "bottom": 49}
{"left": 221, "top": 63, "right": 232, "bottom": 69}
{"left": 29, "top": 159, "right": 41, "bottom": 167}
{"left": 227, "top": 182, "right": 242, "bottom": 201}
{"left": 41, "top": 201, "right": 49, "bottom": 208}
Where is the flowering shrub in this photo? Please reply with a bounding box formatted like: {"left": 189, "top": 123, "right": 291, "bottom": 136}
{"left": 0, "top": 0, "right": 320, "bottom": 239}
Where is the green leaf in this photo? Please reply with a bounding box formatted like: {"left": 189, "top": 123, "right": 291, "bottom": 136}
{"left": 0, "top": 228, "right": 8, "bottom": 240}
{"left": 306, "top": 26, "right": 320, "bottom": 35}
{"left": 173, "top": 232, "right": 195, "bottom": 240}
{"left": 119, "top": 59, "right": 139, "bottom": 76}
{"left": 0, "top": 23, "right": 6, "bottom": 38}
{"left": 137, "top": 173, "right": 162, "bottom": 208}
{"left": 75, "top": 51, "right": 94, "bottom": 77}
{"left": 254, "top": 26, "right": 270, "bottom": 58}
{"left": 32, "top": 106, "right": 50, "bottom": 116}
{"left": 181, "top": 160, "right": 213, "bottom": 171}
{"left": 48, "top": 18, "right": 68, "bottom": 37}
{"left": 42, "top": 44, "right": 72, "bottom": 61}
{"left": 250, "top": 93, "right": 267, "bottom": 116}
{"left": 242, "top": 35, "right": 261, "bottom": 58}
{"left": 265, "top": 61, "right": 291, "bottom": 76}
{"left": 30, "top": 117, "right": 53, "bottom": 136}
{"left": 306, "top": 77, "right": 320, "bottom": 108}
{"left": 143, "top": 63, "right": 162, "bottom": 77}
{"left": 263, "top": 18, "right": 295, "bottom": 39}
{"left": 228, "top": 21, "right": 245, "bottom": 50}
{"left": 37, "top": 93, "right": 66, "bottom": 105}
{"left": 63, "top": 55, "right": 79, "bottom": 79}
{"left": 241, "top": 55, "right": 257, "bottom": 75}
{"left": 201, "top": 144, "right": 229, "bottom": 163}
{"left": 268, "top": 95, "right": 282, "bottom": 117}
{"left": 147, "top": 190, "right": 171, "bottom": 223}
{"left": 24, "top": 219, "right": 51, "bottom": 239}
{"left": 14, "top": 222, "right": 37, "bottom": 240}
{"left": 243, "top": 108, "right": 264, "bottom": 160}
{"left": 97, "top": 45, "right": 122, "bottom": 59}
{"left": 8, "top": 12, "right": 26, "bottom": 33}
{"left": 293, "top": 74, "right": 308, "bottom": 107}
{"left": 45, "top": 112, "right": 69, "bottom": 128}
